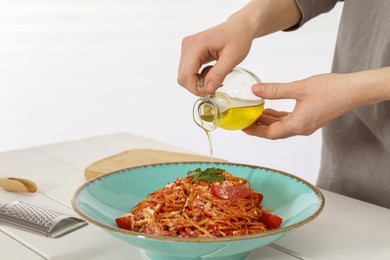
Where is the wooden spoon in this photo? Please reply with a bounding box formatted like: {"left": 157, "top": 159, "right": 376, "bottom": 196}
{"left": 0, "top": 178, "right": 37, "bottom": 193}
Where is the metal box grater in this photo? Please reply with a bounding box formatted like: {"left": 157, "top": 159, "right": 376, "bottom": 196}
{"left": 0, "top": 201, "right": 87, "bottom": 238}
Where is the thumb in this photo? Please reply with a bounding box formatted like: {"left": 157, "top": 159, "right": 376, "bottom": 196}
{"left": 203, "top": 61, "right": 237, "bottom": 94}
{"left": 252, "top": 82, "right": 298, "bottom": 100}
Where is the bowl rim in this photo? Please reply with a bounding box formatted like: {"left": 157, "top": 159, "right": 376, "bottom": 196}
{"left": 72, "top": 161, "right": 325, "bottom": 243}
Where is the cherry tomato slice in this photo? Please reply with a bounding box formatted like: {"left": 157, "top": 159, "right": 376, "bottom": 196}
{"left": 211, "top": 184, "right": 251, "bottom": 200}
{"left": 260, "top": 212, "right": 283, "bottom": 229}
{"left": 115, "top": 215, "right": 133, "bottom": 230}
{"left": 258, "top": 193, "right": 264, "bottom": 204}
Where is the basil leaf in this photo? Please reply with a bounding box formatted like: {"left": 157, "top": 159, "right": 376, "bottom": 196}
{"left": 187, "top": 167, "right": 226, "bottom": 183}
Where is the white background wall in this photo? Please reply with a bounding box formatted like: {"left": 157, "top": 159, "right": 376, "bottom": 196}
{"left": 0, "top": 0, "right": 343, "bottom": 184}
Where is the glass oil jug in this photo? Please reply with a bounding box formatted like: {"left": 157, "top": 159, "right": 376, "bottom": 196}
{"left": 193, "top": 67, "right": 264, "bottom": 131}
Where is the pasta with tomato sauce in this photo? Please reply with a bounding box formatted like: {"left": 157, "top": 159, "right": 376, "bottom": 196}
{"left": 115, "top": 168, "right": 282, "bottom": 238}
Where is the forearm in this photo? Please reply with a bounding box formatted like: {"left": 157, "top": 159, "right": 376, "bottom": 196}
{"left": 228, "top": 0, "right": 302, "bottom": 39}
{"left": 345, "top": 67, "right": 390, "bottom": 108}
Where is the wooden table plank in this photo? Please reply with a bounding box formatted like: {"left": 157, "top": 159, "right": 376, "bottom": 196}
{"left": 31, "top": 133, "right": 195, "bottom": 175}
{"left": 0, "top": 148, "right": 84, "bottom": 205}
{"left": 0, "top": 231, "right": 45, "bottom": 260}
{"left": 30, "top": 133, "right": 173, "bottom": 172}
{"left": 274, "top": 190, "right": 390, "bottom": 259}
{"left": 80, "top": 132, "right": 194, "bottom": 153}
{"left": 248, "top": 246, "right": 300, "bottom": 259}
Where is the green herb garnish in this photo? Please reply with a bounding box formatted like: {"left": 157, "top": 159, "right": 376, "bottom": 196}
{"left": 187, "top": 167, "right": 226, "bottom": 183}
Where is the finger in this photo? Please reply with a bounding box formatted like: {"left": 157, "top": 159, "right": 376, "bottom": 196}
{"left": 261, "top": 108, "right": 290, "bottom": 118}
{"left": 177, "top": 62, "right": 202, "bottom": 96}
{"left": 203, "top": 56, "right": 239, "bottom": 94}
{"left": 194, "top": 66, "right": 213, "bottom": 96}
{"left": 177, "top": 38, "right": 207, "bottom": 96}
{"left": 200, "top": 65, "right": 213, "bottom": 78}
{"left": 254, "top": 108, "right": 289, "bottom": 126}
{"left": 252, "top": 81, "right": 301, "bottom": 100}
{"left": 257, "top": 113, "right": 284, "bottom": 126}
{"left": 243, "top": 117, "right": 296, "bottom": 139}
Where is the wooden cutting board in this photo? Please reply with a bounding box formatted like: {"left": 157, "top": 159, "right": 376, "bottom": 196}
{"left": 84, "top": 149, "right": 227, "bottom": 180}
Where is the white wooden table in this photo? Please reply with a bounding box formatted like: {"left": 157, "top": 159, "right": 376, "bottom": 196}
{"left": 1, "top": 133, "right": 390, "bottom": 259}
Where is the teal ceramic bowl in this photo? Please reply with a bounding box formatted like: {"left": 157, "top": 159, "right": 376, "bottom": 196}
{"left": 72, "top": 162, "right": 324, "bottom": 260}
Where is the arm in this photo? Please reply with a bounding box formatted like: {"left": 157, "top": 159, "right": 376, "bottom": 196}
{"left": 242, "top": 67, "right": 390, "bottom": 139}
{"left": 177, "top": 0, "right": 301, "bottom": 96}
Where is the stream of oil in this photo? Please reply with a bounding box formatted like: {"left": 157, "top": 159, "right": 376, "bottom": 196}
{"left": 204, "top": 129, "right": 214, "bottom": 163}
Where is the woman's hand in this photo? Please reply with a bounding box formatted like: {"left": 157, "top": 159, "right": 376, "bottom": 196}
{"left": 177, "top": 19, "right": 254, "bottom": 96}
{"left": 177, "top": 0, "right": 302, "bottom": 96}
{"left": 243, "top": 69, "right": 390, "bottom": 139}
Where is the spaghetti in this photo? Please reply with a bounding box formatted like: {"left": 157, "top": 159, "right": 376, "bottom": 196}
{"left": 115, "top": 168, "right": 282, "bottom": 238}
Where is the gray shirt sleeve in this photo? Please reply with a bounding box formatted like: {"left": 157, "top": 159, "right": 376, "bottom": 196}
{"left": 286, "top": 0, "right": 340, "bottom": 31}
